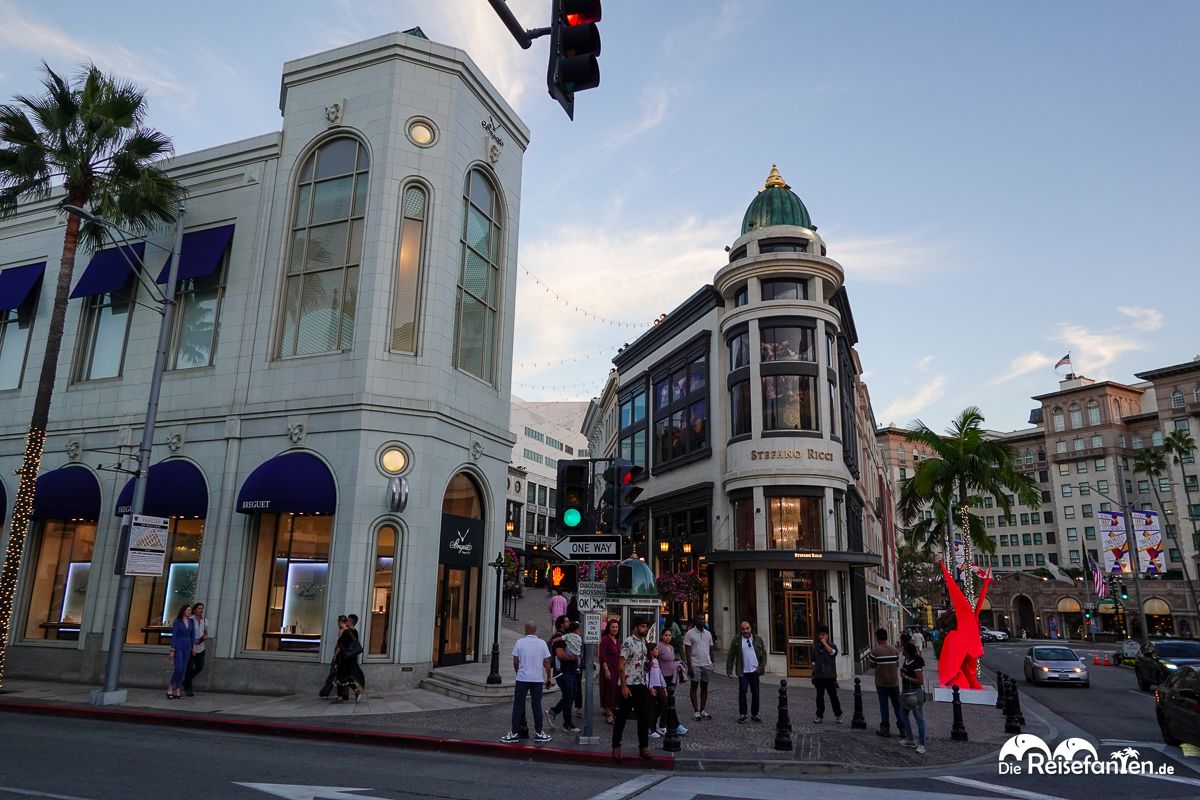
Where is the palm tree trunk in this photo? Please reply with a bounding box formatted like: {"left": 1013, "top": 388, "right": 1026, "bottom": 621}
{"left": 0, "top": 210, "right": 82, "bottom": 688}
{"left": 1150, "top": 484, "right": 1200, "bottom": 635}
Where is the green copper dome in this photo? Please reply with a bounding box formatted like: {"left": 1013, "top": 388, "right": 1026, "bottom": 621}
{"left": 741, "top": 165, "right": 812, "bottom": 234}
{"left": 609, "top": 558, "right": 658, "bottom": 598}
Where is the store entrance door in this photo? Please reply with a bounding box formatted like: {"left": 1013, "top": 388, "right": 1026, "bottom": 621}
{"left": 435, "top": 563, "right": 479, "bottom": 667}
{"left": 785, "top": 590, "right": 816, "bottom": 677}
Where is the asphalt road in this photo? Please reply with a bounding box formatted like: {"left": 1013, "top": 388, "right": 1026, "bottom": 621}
{"left": 979, "top": 639, "right": 1162, "bottom": 743}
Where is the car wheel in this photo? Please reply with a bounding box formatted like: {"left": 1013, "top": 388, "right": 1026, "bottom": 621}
{"left": 1157, "top": 709, "right": 1181, "bottom": 746}
{"left": 1025, "top": 668, "right": 1033, "bottom": 684}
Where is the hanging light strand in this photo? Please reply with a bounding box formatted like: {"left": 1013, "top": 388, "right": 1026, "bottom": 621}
{"left": 514, "top": 377, "right": 608, "bottom": 391}
{"left": 519, "top": 264, "right": 654, "bottom": 329}
{"left": 518, "top": 343, "right": 624, "bottom": 368}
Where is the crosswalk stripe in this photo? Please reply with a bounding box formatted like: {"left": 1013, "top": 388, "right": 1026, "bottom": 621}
{"left": 585, "top": 775, "right": 668, "bottom": 800}
{"left": 935, "top": 776, "right": 1070, "bottom": 800}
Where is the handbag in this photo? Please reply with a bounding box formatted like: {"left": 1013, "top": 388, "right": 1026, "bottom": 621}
{"left": 901, "top": 689, "right": 923, "bottom": 709}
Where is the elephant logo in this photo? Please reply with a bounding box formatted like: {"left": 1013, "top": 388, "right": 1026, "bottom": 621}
{"left": 1052, "top": 738, "right": 1099, "bottom": 761}
{"left": 999, "top": 734, "right": 1052, "bottom": 761}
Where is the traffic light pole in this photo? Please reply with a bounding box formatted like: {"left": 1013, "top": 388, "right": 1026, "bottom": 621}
{"left": 485, "top": 0, "right": 550, "bottom": 48}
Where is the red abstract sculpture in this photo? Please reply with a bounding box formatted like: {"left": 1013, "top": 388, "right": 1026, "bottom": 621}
{"left": 938, "top": 560, "right": 991, "bottom": 690}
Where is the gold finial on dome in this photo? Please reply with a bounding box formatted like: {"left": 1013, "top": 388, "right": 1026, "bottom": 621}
{"left": 764, "top": 164, "right": 790, "bottom": 190}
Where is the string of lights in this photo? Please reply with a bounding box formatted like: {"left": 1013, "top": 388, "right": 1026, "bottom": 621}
{"left": 519, "top": 264, "right": 654, "bottom": 329}
{"left": 518, "top": 344, "right": 623, "bottom": 368}
{"left": 0, "top": 426, "right": 45, "bottom": 689}
{"left": 514, "top": 377, "right": 608, "bottom": 391}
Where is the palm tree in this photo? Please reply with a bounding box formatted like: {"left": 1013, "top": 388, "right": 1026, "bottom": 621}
{"left": 0, "top": 63, "right": 184, "bottom": 687}
{"left": 1133, "top": 446, "right": 1200, "bottom": 623}
{"left": 898, "top": 407, "right": 1041, "bottom": 566}
{"left": 1164, "top": 428, "right": 1199, "bottom": 553}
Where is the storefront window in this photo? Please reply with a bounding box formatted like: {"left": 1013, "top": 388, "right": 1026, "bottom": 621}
{"left": 126, "top": 518, "right": 205, "bottom": 645}
{"left": 368, "top": 524, "right": 397, "bottom": 655}
{"left": 768, "top": 496, "right": 822, "bottom": 550}
{"left": 762, "top": 374, "right": 817, "bottom": 431}
{"left": 733, "top": 495, "right": 755, "bottom": 550}
{"left": 244, "top": 513, "right": 332, "bottom": 653}
{"left": 24, "top": 520, "right": 97, "bottom": 640}
{"left": 734, "top": 570, "right": 757, "bottom": 632}
{"left": 760, "top": 326, "right": 814, "bottom": 362}
{"left": 768, "top": 570, "right": 820, "bottom": 654}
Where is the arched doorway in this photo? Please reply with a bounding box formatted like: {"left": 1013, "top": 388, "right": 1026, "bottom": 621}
{"left": 1144, "top": 598, "right": 1173, "bottom": 637}
{"left": 1055, "top": 597, "right": 1082, "bottom": 641}
{"left": 1014, "top": 595, "right": 1036, "bottom": 637}
{"left": 978, "top": 596, "right": 995, "bottom": 630}
{"left": 436, "top": 472, "right": 486, "bottom": 667}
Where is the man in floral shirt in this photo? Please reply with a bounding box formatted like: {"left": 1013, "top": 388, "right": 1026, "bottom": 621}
{"left": 612, "top": 616, "right": 654, "bottom": 760}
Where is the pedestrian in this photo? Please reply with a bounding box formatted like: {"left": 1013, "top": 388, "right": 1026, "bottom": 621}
{"left": 566, "top": 592, "right": 580, "bottom": 623}
{"left": 683, "top": 615, "right": 714, "bottom": 720}
{"left": 183, "top": 601, "right": 211, "bottom": 697}
{"left": 898, "top": 639, "right": 927, "bottom": 754}
{"left": 911, "top": 627, "right": 925, "bottom": 652}
{"left": 646, "top": 642, "right": 667, "bottom": 739}
{"left": 319, "top": 616, "right": 348, "bottom": 698}
{"left": 347, "top": 613, "right": 367, "bottom": 697}
{"left": 664, "top": 615, "right": 685, "bottom": 662}
{"left": 502, "top": 621, "right": 553, "bottom": 743}
{"left": 811, "top": 625, "right": 842, "bottom": 723}
{"left": 333, "top": 613, "right": 364, "bottom": 702}
{"left": 867, "top": 627, "right": 901, "bottom": 737}
{"left": 548, "top": 588, "right": 567, "bottom": 630}
{"left": 653, "top": 628, "right": 688, "bottom": 736}
{"left": 599, "top": 618, "right": 621, "bottom": 724}
{"left": 612, "top": 616, "right": 655, "bottom": 761}
{"left": 546, "top": 616, "right": 578, "bottom": 731}
{"left": 167, "top": 603, "right": 195, "bottom": 699}
{"left": 725, "top": 620, "right": 766, "bottom": 724}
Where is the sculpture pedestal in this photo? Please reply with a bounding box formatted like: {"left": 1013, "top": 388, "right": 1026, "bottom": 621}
{"left": 934, "top": 686, "right": 996, "bottom": 705}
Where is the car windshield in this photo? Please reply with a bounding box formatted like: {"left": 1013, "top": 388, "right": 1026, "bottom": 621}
{"left": 1156, "top": 642, "right": 1200, "bottom": 659}
{"left": 1034, "top": 648, "right": 1078, "bottom": 661}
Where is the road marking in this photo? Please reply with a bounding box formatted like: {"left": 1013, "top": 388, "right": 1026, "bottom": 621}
{"left": 585, "top": 775, "right": 668, "bottom": 800}
{"left": 0, "top": 788, "right": 94, "bottom": 800}
{"left": 235, "top": 785, "right": 383, "bottom": 800}
{"left": 1136, "top": 773, "right": 1200, "bottom": 788}
{"left": 935, "top": 776, "right": 1070, "bottom": 800}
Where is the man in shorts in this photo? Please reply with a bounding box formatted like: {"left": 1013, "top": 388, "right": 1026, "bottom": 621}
{"left": 683, "top": 615, "right": 714, "bottom": 720}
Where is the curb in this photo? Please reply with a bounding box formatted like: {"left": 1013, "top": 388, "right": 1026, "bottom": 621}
{"left": 0, "top": 699, "right": 674, "bottom": 770}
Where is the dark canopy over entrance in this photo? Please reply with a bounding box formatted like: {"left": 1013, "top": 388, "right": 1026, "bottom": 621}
{"left": 115, "top": 459, "right": 208, "bottom": 518}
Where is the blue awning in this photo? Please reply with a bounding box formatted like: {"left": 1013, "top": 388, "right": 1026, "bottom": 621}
{"left": 33, "top": 466, "right": 102, "bottom": 520}
{"left": 156, "top": 225, "right": 235, "bottom": 284}
{"left": 69, "top": 242, "right": 145, "bottom": 299}
{"left": 0, "top": 262, "right": 46, "bottom": 311}
{"left": 115, "top": 459, "right": 208, "bottom": 518}
{"left": 236, "top": 451, "right": 336, "bottom": 515}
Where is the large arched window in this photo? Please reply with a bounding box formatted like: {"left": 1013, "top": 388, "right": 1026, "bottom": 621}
{"left": 1087, "top": 400, "right": 1101, "bottom": 425}
{"left": 1024, "top": 449, "right": 1033, "bottom": 465}
{"left": 278, "top": 137, "right": 369, "bottom": 357}
{"left": 393, "top": 184, "right": 427, "bottom": 352}
{"left": 1172, "top": 389, "right": 1186, "bottom": 409}
{"left": 454, "top": 169, "right": 501, "bottom": 381}
{"left": 1052, "top": 407, "right": 1065, "bottom": 432}
{"left": 1069, "top": 403, "right": 1082, "bottom": 428}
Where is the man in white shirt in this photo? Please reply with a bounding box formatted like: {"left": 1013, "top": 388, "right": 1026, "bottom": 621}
{"left": 184, "top": 602, "right": 211, "bottom": 697}
{"left": 501, "top": 621, "right": 553, "bottom": 743}
{"left": 683, "top": 615, "right": 714, "bottom": 720}
{"left": 725, "top": 620, "right": 766, "bottom": 723}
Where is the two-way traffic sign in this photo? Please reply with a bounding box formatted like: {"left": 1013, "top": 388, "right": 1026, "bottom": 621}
{"left": 550, "top": 534, "right": 622, "bottom": 562}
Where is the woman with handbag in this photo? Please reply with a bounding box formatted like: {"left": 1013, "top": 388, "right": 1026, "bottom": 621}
{"left": 334, "top": 613, "right": 365, "bottom": 702}
{"left": 167, "top": 604, "right": 195, "bottom": 700}
{"left": 898, "top": 639, "right": 927, "bottom": 754}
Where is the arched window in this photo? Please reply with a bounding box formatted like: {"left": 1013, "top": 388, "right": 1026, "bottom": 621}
{"left": 1052, "top": 407, "right": 1065, "bottom": 432}
{"left": 1195, "top": 384, "right": 1200, "bottom": 404}
{"left": 898, "top": 446, "right": 906, "bottom": 462}
{"left": 1037, "top": 448, "right": 1046, "bottom": 463}
{"left": 1087, "top": 400, "right": 1100, "bottom": 426}
{"left": 278, "top": 137, "right": 368, "bottom": 357}
{"left": 393, "top": 184, "right": 427, "bottom": 352}
{"left": 1172, "top": 389, "right": 1186, "bottom": 409}
{"left": 1113, "top": 400, "right": 1122, "bottom": 421}
{"left": 443, "top": 472, "right": 484, "bottom": 519}
{"left": 368, "top": 523, "right": 398, "bottom": 655}
{"left": 1069, "top": 403, "right": 1082, "bottom": 428}
{"left": 1024, "top": 449, "right": 1033, "bottom": 465}
{"left": 454, "top": 169, "right": 501, "bottom": 381}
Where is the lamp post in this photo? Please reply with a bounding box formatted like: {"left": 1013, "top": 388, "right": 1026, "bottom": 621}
{"left": 63, "top": 205, "right": 187, "bottom": 706}
{"left": 486, "top": 551, "right": 505, "bottom": 685}
{"left": 1092, "top": 465, "right": 1152, "bottom": 645}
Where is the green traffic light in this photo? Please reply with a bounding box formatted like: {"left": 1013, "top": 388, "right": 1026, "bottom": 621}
{"left": 563, "top": 508, "right": 582, "bottom": 528}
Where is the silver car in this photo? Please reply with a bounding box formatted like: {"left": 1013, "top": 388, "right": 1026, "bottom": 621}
{"left": 1024, "top": 645, "right": 1089, "bottom": 687}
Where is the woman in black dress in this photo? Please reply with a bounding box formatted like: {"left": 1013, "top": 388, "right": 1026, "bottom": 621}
{"left": 334, "top": 613, "right": 365, "bottom": 702}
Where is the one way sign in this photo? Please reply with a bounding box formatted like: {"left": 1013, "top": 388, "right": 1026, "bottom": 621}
{"left": 550, "top": 534, "right": 622, "bottom": 562}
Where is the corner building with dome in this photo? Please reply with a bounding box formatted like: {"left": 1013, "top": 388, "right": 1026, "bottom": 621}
{"left": 604, "top": 167, "right": 901, "bottom": 679}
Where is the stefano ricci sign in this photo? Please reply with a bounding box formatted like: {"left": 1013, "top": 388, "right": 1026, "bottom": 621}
{"left": 750, "top": 448, "right": 834, "bottom": 462}
{"left": 997, "top": 734, "right": 1174, "bottom": 777}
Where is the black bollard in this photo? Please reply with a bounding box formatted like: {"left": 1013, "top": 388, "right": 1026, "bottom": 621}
{"left": 663, "top": 684, "right": 682, "bottom": 752}
{"left": 1004, "top": 681, "right": 1021, "bottom": 734}
{"left": 851, "top": 677, "right": 867, "bottom": 729}
{"left": 950, "top": 686, "right": 968, "bottom": 741}
{"left": 1011, "top": 683, "right": 1026, "bottom": 726}
{"left": 995, "top": 672, "right": 1006, "bottom": 709}
{"left": 774, "top": 679, "right": 793, "bottom": 751}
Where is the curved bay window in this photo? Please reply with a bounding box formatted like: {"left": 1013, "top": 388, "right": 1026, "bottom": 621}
{"left": 761, "top": 278, "right": 808, "bottom": 301}
{"left": 763, "top": 374, "right": 817, "bottom": 432}
{"left": 368, "top": 524, "right": 398, "bottom": 656}
{"left": 24, "top": 521, "right": 97, "bottom": 640}
{"left": 245, "top": 513, "right": 332, "bottom": 653}
{"left": 393, "top": 184, "right": 427, "bottom": 352}
{"left": 278, "top": 137, "right": 368, "bottom": 358}
{"left": 760, "top": 319, "right": 818, "bottom": 433}
{"left": 767, "top": 494, "right": 822, "bottom": 550}
{"left": 653, "top": 351, "right": 709, "bottom": 467}
{"left": 760, "top": 325, "right": 814, "bottom": 362}
{"left": 454, "top": 169, "right": 502, "bottom": 381}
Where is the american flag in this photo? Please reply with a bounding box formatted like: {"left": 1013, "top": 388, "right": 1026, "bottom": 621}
{"left": 1091, "top": 558, "right": 1108, "bottom": 598}
{"left": 1055, "top": 353, "right": 1072, "bottom": 370}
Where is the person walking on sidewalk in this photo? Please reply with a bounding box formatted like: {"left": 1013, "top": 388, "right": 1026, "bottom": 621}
{"left": 333, "top": 613, "right": 364, "bottom": 702}
{"left": 612, "top": 616, "right": 654, "bottom": 760}
{"left": 502, "top": 621, "right": 553, "bottom": 743}
{"left": 911, "top": 627, "right": 925, "bottom": 652}
{"left": 898, "top": 639, "right": 927, "bottom": 754}
{"left": 546, "top": 616, "right": 578, "bottom": 731}
{"left": 183, "top": 602, "right": 211, "bottom": 697}
{"left": 653, "top": 628, "right": 688, "bottom": 736}
{"left": 599, "top": 618, "right": 621, "bottom": 724}
{"left": 167, "top": 604, "right": 195, "bottom": 699}
{"left": 726, "top": 620, "right": 766, "bottom": 723}
{"left": 320, "top": 616, "right": 348, "bottom": 698}
{"left": 811, "top": 625, "right": 842, "bottom": 723}
{"left": 683, "top": 615, "right": 714, "bottom": 720}
{"left": 548, "top": 588, "right": 567, "bottom": 631}
{"left": 867, "top": 627, "right": 901, "bottom": 736}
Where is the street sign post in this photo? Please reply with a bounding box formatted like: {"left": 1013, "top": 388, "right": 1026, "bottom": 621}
{"left": 584, "top": 612, "right": 602, "bottom": 644}
{"left": 577, "top": 580, "right": 606, "bottom": 613}
{"left": 550, "top": 534, "right": 621, "bottom": 562}
{"left": 123, "top": 514, "right": 169, "bottom": 577}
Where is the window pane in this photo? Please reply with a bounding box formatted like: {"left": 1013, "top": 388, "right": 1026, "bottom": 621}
{"left": 288, "top": 230, "right": 307, "bottom": 274}
{"left": 292, "top": 270, "right": 344, "bottom": 355}
{"left": 352, "top": 174, "right": 369, "bottom": 217}
{"left": 304, "top": 222, "right": 349, "bottom": 271}
{"left": 762, "top": 374, "right": 817, "bottom": 431}
{"left": 730, "top": 332, "right": 749, "bottom": 370}
{"left": 172, "top": 273, "right": 221, "bottom": 368}
{"left": 340, "top": 266, "right": 357, "bottom": 350}
{"left": 762, "top": 279, "right": 806, "bottom": 301}
{"left": 469, "top": 170, "right": 495, "bottom": 215}
{"left": 403, "top": 186, "right": 426, "bottom": 218}
{"left": 310, "top": 176, "right": 354, "bottom": 226}
{"left": 671, "top": 368, "right": 688, "bottom": 402}
{"left": 760, "top": 326, "right": 814, "bottom": 361}
{"left": 465, "top": 206, "right": 493, "bottom": 259}
{"left": 315, "top": 138, "right": 358, "bottom": 179}
{"left": 369, "top": 525, "right": 396, "bottom": 656}
{"left": 0, "top": 311, "right": 33, "bottom": 389}
{"left": 632, "top": 393, "right": 646, "bottom": 422}
{"left": 655, "top": 378, "right": 669, "bottom": 410}
{"left": 768, "top": 497, "right": 822, "bottom": 549}
{"left": 24, "top": 521, "right": 97, "bottom": 640}
{"left": 347, "top": 219, "right": 364, "bottom": 267}
{"left": 461, "top": 247, "right": 492, "bottom": 300}
{"left": 689, "top": 399, "right": 707, "bottom": 451}
{"left": 245, "top": 514, "right": 332, "bottom": 652}
{"left": 393, "top": 216, "right": 423, "bottom": 351}
{"left": 655, "top": 418, "right": 670, "bottom": 463}
{"left": 731, "top": 380, "right": 751, "bottom": 437}
{"left": 456, "top": 290, "right": 492, "bottom": 378}
{"left": 293, "top": 184, "right": 312, "bottom": 227}
{"left": 86, "top": 293, "right": 132, "bottom": 379}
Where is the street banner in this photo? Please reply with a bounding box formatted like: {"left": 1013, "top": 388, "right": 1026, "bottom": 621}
{"left": 1099, "top": 510, "right": 1131, "bottom": 574}
{"left": 1132, "top": 509, "right": 1165, "bottom": 574}
{"left": 125, "top": 514, "right": 169, "bottom": 577}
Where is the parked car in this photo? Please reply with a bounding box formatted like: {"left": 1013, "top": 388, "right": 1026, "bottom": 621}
{"left": 1135, "top": 640, "right": 1200, "bottom": 691}
{"left": 1155, "top": 665, "right": 1200, "bottom": 745}
{"left": 1023, "top": 645, "right": 1089, "bottom": 687}
{"left": 981, "top": 626, "right": 1009, "bottom": 642}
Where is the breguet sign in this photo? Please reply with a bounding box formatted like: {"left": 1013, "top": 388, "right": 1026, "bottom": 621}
{"left": 750, "top": 448, "right": 834, "bottom": 462}
{"left": 440, "top": 513, "right": 485, "bottom": 567}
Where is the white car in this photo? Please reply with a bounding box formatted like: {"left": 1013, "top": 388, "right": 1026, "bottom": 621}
{"left": 981, "top": 627, "right": 1010, "bottom": 642}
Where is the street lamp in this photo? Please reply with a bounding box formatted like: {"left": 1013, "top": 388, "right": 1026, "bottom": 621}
{"left": 65, "top": 205, "right": 187, "bottom": 706}
{"left": 1090, "top": 469, "right": 1152, "bottom": 645}
{"left": 486, "top": 551, "right": 505, "bottom": 686}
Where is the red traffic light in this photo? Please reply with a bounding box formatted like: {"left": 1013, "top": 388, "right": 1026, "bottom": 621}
{"left": 563, "top": 0, "right": 601, "bottom": 25}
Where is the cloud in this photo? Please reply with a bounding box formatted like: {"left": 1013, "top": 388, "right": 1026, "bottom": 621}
{"left": 989, "top": 351, "right": 1054, "bottom": 385}
{"left": 1117, "top": 306, "right": 1165, "bottom": 332}
{"left": 880, "top": 375, "right": 948, "bottom": 425}
{"left": 1055, "top": 323, "right": 1144, "bottom": 377}
{"left": 917, "top": 355, "right": 934, "bottom": 371}
{"left": 827, "top": 233, "right": 953, "bottom": 284}
{"left": 606, "top": 82, "right": 675, "bottom": 148}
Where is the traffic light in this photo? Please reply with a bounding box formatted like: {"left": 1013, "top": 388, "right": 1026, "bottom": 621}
{"left": 1120, "top": 581, "right": 1129, "bottom": 601}
{"left": 548, "top": 563, "right": 577, "bottom": 592}
{"left": 555, "top": 459, "right": 591, "bottom": 535}
{"left": 1084, "top": 608, "right": 1092, "bottom": 620}
{"left": 602, "top": 458, "right": 644, "bottom": 535}
{"left": 547, "top": 0, "right": 601, "bottom": 119}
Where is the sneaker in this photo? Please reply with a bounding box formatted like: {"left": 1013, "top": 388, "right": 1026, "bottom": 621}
{"left": 675, "top": 724, "right": 689, "bottom": 735}
{"left": 700, "top": 710, "right": 713, "bottom": 720}
{"left": 544, "top": 709, "right": 557, "bottom": 730}
{"left": 693, "top": 712, "right": 702, "bottom": 721}
{"left": 654, "top": 727, "right": 667, "bottom": 736}
{"left": 835, "top": 715, "right": 843, "bottom": 724}
{"left": 500, "top": 732, "right": 519, "bottom": 743}
{"left": 813, "top": 716, "right": 823, "bottom": 723}
{"left": 751, "top": 716, "right": 762, "bottom": 723}
{"left": 898, "top": 738, "right": 915, "bottom": 748}
{"left": 534, "top": 731, "right": 553, "bottom": 743}
{"left": 876, "top": 725, "right": 890, "bottom": 738}
{"left": 916, "top": 745, "right": 926, "bottom": 754}
{"left": 738, "top": 715, "right": 747, "bottom": 724}
{"left": 649, "top": 730, "right": 662, "bottom": 739}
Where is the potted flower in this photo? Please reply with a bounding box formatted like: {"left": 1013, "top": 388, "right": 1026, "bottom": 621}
{"left": 657, "top": 570, "right": 704, "bottom": 604}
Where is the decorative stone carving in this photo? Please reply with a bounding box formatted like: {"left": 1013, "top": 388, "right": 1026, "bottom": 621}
{"left": 65, "top": 440, "right": 82, "bottom": 461}
{"left": 167, "top": 433, "right": 184, "bottom": 453}
{"left": 470, "top": 440, "right": 483, "bottom": 462}
{"left": 324, "top": 100, "right": 345, "bottom": 126}
{"left": 487, "top": 141, "right": 502, "bottom": 164}
{"left": 288, "top": 422, "right": 307, "bottom": 444}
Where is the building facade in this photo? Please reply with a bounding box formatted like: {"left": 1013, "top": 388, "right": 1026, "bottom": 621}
{"left": 606, "top": 167, "right": 899, "bottom": 679}
{"left": 0, "top": 30, "right": 529, "bottom": 693}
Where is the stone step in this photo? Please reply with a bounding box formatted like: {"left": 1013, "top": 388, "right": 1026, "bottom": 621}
{"left": 418, "top": 673, "right": 562, "bottom": 704}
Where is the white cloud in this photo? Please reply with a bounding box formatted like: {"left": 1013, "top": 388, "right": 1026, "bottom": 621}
{"left": 880, "top": 375, "right": 948, "bottom": 425}
{"left": 1056, "top": 323, "right": 1144, "bottom": 377}
{"left": 1117, "top": 305, "right": 1165, "bottom": 332}
{"left": 827, "top": 233, "right": 953, "bottom": 284}
{"left": 606, "top": 82, "right": 675, "bottom": 148}
{"left": 988, "top": 351, "right": 1053, "bottom": 385}
{"left": 917, "top": 355, "right": 934, "bottom": 371}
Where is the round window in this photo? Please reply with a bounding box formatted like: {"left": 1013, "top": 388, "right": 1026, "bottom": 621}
{"left": 380, "top": 447, "right": 409, "bottom": 474}
{"left": 408, "top": 120, "right": 435, "bottom": 146}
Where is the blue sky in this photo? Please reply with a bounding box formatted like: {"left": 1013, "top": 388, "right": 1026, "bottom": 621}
{"left": 1, "top": 1, "right": 1195, "bottom": 432}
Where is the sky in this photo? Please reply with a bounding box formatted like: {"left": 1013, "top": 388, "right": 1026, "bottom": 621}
{"left": 1, "top": 0, "right": 1196, "bottom": 432}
